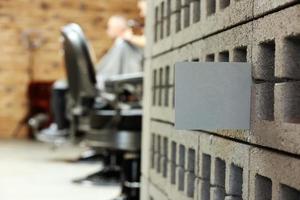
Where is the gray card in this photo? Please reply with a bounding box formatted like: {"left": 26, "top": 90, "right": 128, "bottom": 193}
{"left": 175, "top": 62, "right": 252, "bottom": 131}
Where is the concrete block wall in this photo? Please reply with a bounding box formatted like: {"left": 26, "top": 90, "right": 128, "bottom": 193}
{"left": 251, "top": 5, "right": 300, "bottom": 154}
{"left": 248, "top": 148, "right": 300, "bottom": 200}
{"left": 143, "top": 130, "right": 300, "bottom": 200}
{"left": 141, "top": 0, "right": 300, "bottom": 199}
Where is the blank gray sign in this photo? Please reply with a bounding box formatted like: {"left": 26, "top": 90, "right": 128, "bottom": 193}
{"left": 175, "top": 62, "right": 251, "bottom": 131}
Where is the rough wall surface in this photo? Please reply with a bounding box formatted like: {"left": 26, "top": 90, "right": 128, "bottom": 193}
{"left": 141, "top": 0, "right": 300, "bottom": 199}
{"left": 0, "top": 0, "right": 139, "bottom": 138}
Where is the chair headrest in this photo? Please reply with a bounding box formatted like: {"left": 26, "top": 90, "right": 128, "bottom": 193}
{"left": 61, "top": 23, "right": 97, "bottom": 103}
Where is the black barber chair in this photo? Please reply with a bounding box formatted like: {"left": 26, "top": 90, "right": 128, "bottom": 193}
{"left": 61, "top": 24, "right": 142, "bottom": 199}
{"left": 61, "top": 23, "right": 120, "bottom": 182}
{"left": 61, "top": 24, "right": 105, "bottom": 162}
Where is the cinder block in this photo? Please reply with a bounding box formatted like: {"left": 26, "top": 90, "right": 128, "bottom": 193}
{"left": 153, "top": 44, "right": 201, "bottom": 123}
{"left": 167, "top": 131, "right": 198, "bottom": 200}
{"left": 253, "top": 5, "right": 300, "bottom": 81}
{"left": 169, "top": 150, "right": 197, "bottom": 200}
{"left": 249, "top": 148, "right": 300, "bottom": 200}
{"left": 148, "top": 122, "right": 172, "bottom": 194}
{"left": 171, "top": 130, "right": 199, "bottom": 172}
{"left": 171, "top": 0, "right": 253, "bottom": 48}
{"left": 151, "top": 0, "right": 175, "bottom": 56}
{"left": 201, "top": 22, "right": 252, "bottom": 65}
{"left": 251, "top": 81, "right": 300, "bottom": 155}
{"left": 152, "top": 22, "right": 252, "bottom": 127}
{"left": 199, "top": 133, "right": 250, "bottom": 200}
{"left": 151, "top": 51, "right": 175, "bottom": 123}
{"left": 274, "top": 82, "right": 300, "bottom": 123}
{"left": 254, "top": 0, "right": 299, "bottom": 17}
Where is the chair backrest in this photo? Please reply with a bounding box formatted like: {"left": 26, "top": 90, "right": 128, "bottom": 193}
{"left": 61, "top": 23, "right": 97, "bottom": 105}
{"left": 68, "top": 23, "right": 97, "bottom": 85}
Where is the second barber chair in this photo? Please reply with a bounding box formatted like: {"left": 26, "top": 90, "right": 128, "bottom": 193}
{"left": 61, "top": 23, "right": 142, "bottom": 199}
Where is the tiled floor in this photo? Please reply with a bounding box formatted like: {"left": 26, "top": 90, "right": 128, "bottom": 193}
{"left": 0, "top": 140, "right": 120, "bottom": 200}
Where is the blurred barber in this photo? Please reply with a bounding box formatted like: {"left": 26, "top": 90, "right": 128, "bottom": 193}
{"left": 96, "top": 15, "right": 143, "bottom": 90}
{"left": 121, "top": 0, "right": 147, "bottom": 48}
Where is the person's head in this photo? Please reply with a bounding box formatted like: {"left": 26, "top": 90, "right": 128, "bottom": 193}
{"left": 106, "top": 15, "right": 128, "bottom": 39}
{"left": 138, "top": 0, "right": 147, "bottom": 17}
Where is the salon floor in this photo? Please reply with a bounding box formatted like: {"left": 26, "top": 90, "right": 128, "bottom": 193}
{"left": 0, "top": 140, "right": 120, "bottom": 200}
